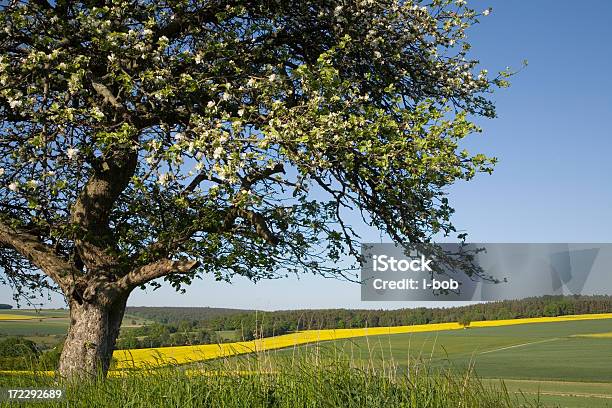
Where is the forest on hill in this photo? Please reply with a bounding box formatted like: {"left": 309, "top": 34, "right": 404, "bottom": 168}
{"left": 125, "top": 306, "right": 252, "bottom": 324}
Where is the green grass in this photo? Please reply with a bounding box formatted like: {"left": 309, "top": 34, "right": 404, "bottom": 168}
{"left": 216, "top": 330, "right": 240, "bottom": 341}
{"left": 301, "top": 319, "right": 612, "bottom": 382}
{"left": 2, "top": 314, "right": 612, "bottom": 407}
{"left": 0, "top": 352, "right": 533, "bottom": 408}
{"left": 120, "top": 314, "right": 155, "bottom": 327}
{"left": 482, "top": 379, "right": 612, "bottom": 408}
{"left": 0, "top": 320, "right": 70, "bottom": 337}
{"left": 0, "top": 309, "right": 68, "bottom": 318}
{"left": 255, "top": 319, "right": 612, "bottom": 407}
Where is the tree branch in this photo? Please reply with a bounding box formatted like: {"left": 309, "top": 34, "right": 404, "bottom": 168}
{"left": 116, "top": 258, "right": 200, "bottom": 290}
{"left": 181, "top": 164, "right": 285, "bottom": 197}
{"left": 0, "top": 220, "right": 75, "bottom": 292}
{"left": 241, "top": 163, "right": 285, "bottom": 191}
{"left": 225, "top": 208, "right": 279, "bottom": 245}
{"left": 91, "top": 81, "right": 123, "bottom": 110}
{"left": 70, "top": 148, "right": 138, "bottom": 271}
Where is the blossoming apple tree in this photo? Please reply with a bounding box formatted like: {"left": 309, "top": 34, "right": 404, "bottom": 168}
{"left": 0, "top": 0, "right": 508, "bottom": 378}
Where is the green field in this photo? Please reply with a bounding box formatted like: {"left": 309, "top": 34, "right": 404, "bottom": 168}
{"left": 3, "top": 312, "right": 612, "bottom": 406}
{"left": 483, "top": 379, "right": 612, "bottom": 408}
{"left": 315, "top": 319, "right": 612, "bottom": 381}
{"left": 0, "top": 309, "right": 70, "bottom": 347}
{"left": 0, "top": 309, "right": 68, "bottom": 318}
{"left": 0, "top": 309, "right": 151, "bottom": 347}
{"left": 264, "top": 319, "right": 612, "bottom": 407}
{"left": 0, "top": 309, "right": 234, "bottom": 349}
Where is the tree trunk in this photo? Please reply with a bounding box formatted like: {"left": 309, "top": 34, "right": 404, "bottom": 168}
{"left": 58, "top": 295, "right": 127, "bottom": 379}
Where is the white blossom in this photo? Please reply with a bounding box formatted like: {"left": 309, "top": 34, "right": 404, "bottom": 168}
{"left": 8, "top": 98, "right": 22, "bottom": 109}
{"left": 482, "top": 8, "right": 491, "bottom": 16}
{"left": 66, "top": 148, "right": 79, "bottom": 160}
{"left": 8, "top": 182, "right": 18, "bottom": 191}
{"left": 158, "top": 173, "right": 169, "bottom": 186}
{"left": 213, "top": 146, "right": 223, "bottom": 159}
{"left": 268, "top": 74, "right": 277, "bottom": 82}
{"left": 0, "top": 168, "right": 4, "bottom": 176}
{"left": 207, "top": 100, "right": 216, "bottom": 108}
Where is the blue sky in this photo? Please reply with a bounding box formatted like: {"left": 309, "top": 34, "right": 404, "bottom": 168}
{"left": 2, "top": 0, "right": 612, "bottom": 310}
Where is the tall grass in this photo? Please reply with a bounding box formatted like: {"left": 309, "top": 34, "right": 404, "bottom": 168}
{"left": 0, "top": 343, "right": 540, "bottom": 407}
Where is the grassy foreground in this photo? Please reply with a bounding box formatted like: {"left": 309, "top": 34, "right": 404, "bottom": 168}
{"left": 0, "top": 353, "right": 533, "bottom": 408}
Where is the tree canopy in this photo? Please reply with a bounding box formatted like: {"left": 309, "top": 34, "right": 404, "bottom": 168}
{"left": 0, "top": 0, "right": 508, "bottom": 305}
{"left": 0, "top": 0, "right": 514, "bottom": 378}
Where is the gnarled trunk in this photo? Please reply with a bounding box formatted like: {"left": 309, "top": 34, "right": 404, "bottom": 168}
{"left": 58, "top": 295, "right": 127, "bottom": 379}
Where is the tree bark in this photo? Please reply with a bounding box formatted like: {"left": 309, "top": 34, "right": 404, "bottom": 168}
{"left": 58, "top": 294, "right": 128, "bottom": 379}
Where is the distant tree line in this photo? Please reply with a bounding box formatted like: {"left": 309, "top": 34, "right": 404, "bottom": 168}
{"left": 122, "top": 295, "right": 612, "bottom": 344}
{"left": 0, "top": 304, "right": 12, "bottom": 309}
{"left": 116, "top": 321, "right": 232, "bottom": 350}
{"left": 202, "top": 295, "right": 612, "bottom": 339}
{"left": 125, "top": 307, "right": 252, "bottom": 324}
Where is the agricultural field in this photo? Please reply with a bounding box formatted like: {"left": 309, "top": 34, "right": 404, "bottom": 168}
{"left": 0, "top": 314, "right": 38, "bottom": 320}
{"left": 277, "top": 317, "right": 612, "bottom": 408}
{"left": 316, "top": 318, "right": 612, "bottom": 382}
{"left": 0, "top": 309, "right": 68, "bottom": 319}
{"left": 108, "top": 314, "right": 612, "bottom": 407}
{"left": 482, "top": 379, "right": 612, "bottom": 408}
{"left": 0, "top": 309, "right": 151, "bottom": 347}
{"left": 112, "top": 314, "right": 612, "bottom": 407}
{"left": 0, "top": 309, "right": 70, "bottom": 348}
{"left": 2, "top": 312, "right": 612, "bottom": 406}
{"left": 111, "top": 314, "right": 612, "bottom": 368}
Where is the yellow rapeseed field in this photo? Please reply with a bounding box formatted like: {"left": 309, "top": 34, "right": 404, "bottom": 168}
{"left": 571, "top": 332, "right": 612, "bottom": 338}
{"left": 113, "top": 313, "right": 612, "bottom": 369}
{"left": 0, "top": 313, "right": 36, "bottom": 320}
